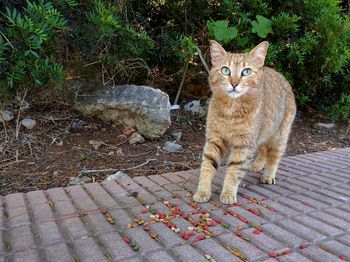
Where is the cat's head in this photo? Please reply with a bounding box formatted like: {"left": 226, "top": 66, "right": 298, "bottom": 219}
{"left": 209, "top": 40, "right": 269, "bottom": 99}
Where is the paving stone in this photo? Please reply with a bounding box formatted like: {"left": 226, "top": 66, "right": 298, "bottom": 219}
{"left": 172, "top": 245, "right": 208, "bottom": 262}
{"left": 45, "top": 243, "right": 74, "bottom": 262}
{"left": 319, "top": 240, "right": 350, "bottom": 258}
{"left": 276, "top": 197, "right": 318, "bottom": 213}
{"left": 322, "top": 207, "right": 350, "bottom": 222}
{"left": 218, "top": 233, "right": 267, "bottom": 261}
{"left": 293, "top": 215, "right": 343, "bottom": 237}
{"left": 148, "top": 175, "right": 172, "bottom": 186}
{"left": 277, "top": 252, "right": 312, "bottom": 262}
{"left": 289, "top": 194, "right": 328, "bottom": 209}
{"left": 47, "top": 187, "right": 70, "bottom": 202}
{"left": 31, "top": 203, "right": 55, "bottom": 221}
{"left": 194, "top": 238, "right": 242, "bottom": 262}
{"left": 8, "top": 206, "right": 30, "bottom": 227}
{"left": 261, "top": 223, "right": 304, "bottom": 247}
{"left": 308, "top": 211, "right": 350, "bottom": 231}
{"left": 13, "top": 249, "right": 39, "bottom": 262}
{"left": 149, "top": 222, "right": 183, "bottom": 247}
{"left": 338, "top": 234, "right": 350, "bottom": 246}
{"left": 10, "top": 226, "right": 36, "bottom": 251}
{"left": 74, "top": 237, "right": 109, "bottom": 262}
{"left": 133, "top": 176, "right": 159, "bottom": 189}
{"left": 211, "top": 209, "right": 248, "bottom": 230}
{"left": 37, "top": 221, "right": 64, "bottom": 245}
{"left": 299, "top": 245, "right": 340, "bottom": 261}
{"left": 1, "top": 148, "right": 350, "bottom": 262}
{"left": 85, "top": 213, "right": 115, "bottom": 234}
{"left": 101, "top": 180, "right": 128, "bottom": 197}
{"left": 26, "top": 190, "right": 48, "bottom": 205}
{"left": 242, "top": 227, "right": 289, "bottom": 253}
{"left": 125, "top": 227, "right": 161, "bottom": 255}
{"left": 99, "top": 232, "right": 135, "bottom": 261}
{"left": 118, "top": 177, "right": 147, "bottom": 193}
{"left": 261, "top": 200, "right": 299, "bottom": 217}
{"left": 145, "top": 251, "right": 176, "bottom": 262}
{"left": 51, "top": 200, "right": 76, "bottom": 216}
{"left": 84, "top": 184, "right": 120, "bottom": 209}
{"left": 301, "top": 191, "right": 343, "bottom": 207}
{"left": 277, "top": 219, "right": 327, "bottom": 242}
{"left": 108, "top": 208, "right": 134, "bottom": 228}
{"left": 314, "top": 188, "right": 349, "bottom": 203}
{"left": 5, "top": 193, "right": 26, "bottom": 209}
{"left": 60, "top": 217, "right": 89, "bottom": 239}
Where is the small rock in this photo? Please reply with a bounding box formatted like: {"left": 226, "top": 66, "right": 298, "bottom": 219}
{"left": 106, "top": 171, "right": 129, "bottom": 181}
{"left": 0, "top": 110, "right": 14, "bottom": 122}
{"left": 81, "top": 176, "right": 92, "bottom": 183}
{"left": 170, "top": 104, "right": 180, "bottom": 110}
{"left": 21, "top": 118, "right": 36, "bottom": 129}
{"left": 123, "top": 127, "right": 136, "bottom": 136}
{"left": 89, "top": 140, "right": 104, "bottom": 150}
{"left": 129, "top": 132, "right": 145, "bottom": 144}
{"left": 313, "top": 122, "right": 336, "bottom": 131}
{"left": 162, "top": 141, "right": 183, "bottom": 152}
{"left": 69, "top": 177, "right": 84, "bottom": 185}
{"left": 184, "top": 100, "right": 206, "bottom": 117}
{"left": 171, "top": 131, "right": 182, "bottom": 141}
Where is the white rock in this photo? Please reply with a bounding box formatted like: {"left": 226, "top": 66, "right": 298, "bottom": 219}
{"left": 313, "top": 122, "right": 336, "bottom": 131}
{"left": 170, "top": 104, "right": 180, "bottom": 110}
{"left": 129, "top": 132, "right": 145, "bottom": 144}
{"left": 171, "top": 131, "right": 182, "bottom": 141}
{"left": 184, "top": 100, "right": 206, "bottom": 117}
{"left": 162, "top": 141, "right": 183, "bottom": 152}
{"left": 69, "top": 177, "right": 84, "bottom": 185}
{"left": 0, "top": 110, "right": 14, "bottom": 122}
{"left": 21, "top": 118, "right": 36, "bottom": 129}
{"left": 106, "top": 171, "right": 129, "bottom": 181}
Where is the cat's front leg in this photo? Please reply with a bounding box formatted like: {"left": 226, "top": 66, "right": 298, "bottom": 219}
{"left": 193, "top": 139, "right": 227, "bottom": 203}
{"left": 221, "top": 147, "right": 255, "bottom": 204}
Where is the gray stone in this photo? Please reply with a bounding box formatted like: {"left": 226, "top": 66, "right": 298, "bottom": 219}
{"left": 0, "top": 110, "right": 14, "bottom": 122}
{"left": 171, "top": 131, "right": 182, "bottom": 141}
{"left": 21, "top": 118, "right": 36, "bottom": 129}
{"left": 162, "top": 141, "right": 183, "bottom": 152}
{"left": 72, "top": 82, "right": 171, "bottom": 138}
{"left": 106, "top": 171, "right": 129, "bottom": 181}
{"left": 68, "top": 177, "right": 84, "bottom": 185}
{"left": 184, "top": 100, "right": 205, "bottom": 117}
{"left": 313, "top": 122, "right": 336, "bottom": 131}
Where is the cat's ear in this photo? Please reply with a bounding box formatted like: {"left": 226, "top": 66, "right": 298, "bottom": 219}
{"left": 210, "top": 40, "right": 227, "bottom": 65}
{"left": 248, "top": 41, "right": 269, "bottom": 68}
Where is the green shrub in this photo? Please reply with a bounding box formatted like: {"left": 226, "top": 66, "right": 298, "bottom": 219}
{"left": 0, "top": 0, "right": 68, "bottom": 98}
{"left": 0, "top": 0, "right": 349, "bottom": 120}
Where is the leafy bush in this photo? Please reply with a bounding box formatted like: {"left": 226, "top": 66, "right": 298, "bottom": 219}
{"left": 0, "top": 0, "right": 349, "bottom": 120}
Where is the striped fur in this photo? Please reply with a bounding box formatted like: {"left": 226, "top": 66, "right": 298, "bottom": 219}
{"left": 193, "top": 41, "right": 296, "bottom": 204}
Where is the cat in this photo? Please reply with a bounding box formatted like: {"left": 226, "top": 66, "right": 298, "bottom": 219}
{"left": 193, "top": 40, "right": 296, "bottom": 204}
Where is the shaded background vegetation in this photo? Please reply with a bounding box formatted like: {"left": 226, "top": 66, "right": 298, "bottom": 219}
{"left": 0, "top": 0, "right": 349, "bottom": 120}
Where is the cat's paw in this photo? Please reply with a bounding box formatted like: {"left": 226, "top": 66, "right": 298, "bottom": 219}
{"left": 260, "top": 175, "right": 276, "bottom": 184}
{"left": 249, "top": 161, "right": 265, "bottom": 172}
{"left": 220, "top": 192, "right": 236, "bottom": 204}
{"left": 193, "top": 191, "right": 211, "bottom": 203}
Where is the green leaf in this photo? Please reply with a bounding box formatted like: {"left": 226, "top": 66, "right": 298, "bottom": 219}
{"left": 207, "top": 20, "right": 237, "bottom": 44}
{"left": 251, "top": 15, "right": 273, "bottom": 38}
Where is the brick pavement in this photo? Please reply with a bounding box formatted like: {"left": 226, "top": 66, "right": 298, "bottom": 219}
{"left": 0, "top": 148, "right": 350, "bottom": 262}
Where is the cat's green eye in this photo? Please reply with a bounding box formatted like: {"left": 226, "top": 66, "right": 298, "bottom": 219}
{"left": 221, "top": 66, "right": 231, "bottom": 76}
{"left": 241, "top": 68, "right": 252, "bottom": 77}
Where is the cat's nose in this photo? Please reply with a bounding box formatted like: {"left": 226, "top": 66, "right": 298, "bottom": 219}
{"left": 231, "top": 82, "right": 239, "bottom": 88}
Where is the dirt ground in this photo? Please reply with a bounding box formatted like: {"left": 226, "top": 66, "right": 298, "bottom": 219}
{"left": 1, "top": 102, "right": 349, "bottom": 195}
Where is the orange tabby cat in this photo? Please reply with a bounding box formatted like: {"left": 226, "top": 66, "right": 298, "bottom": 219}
{"left": 193, "top": 40, "right": 296, "bottom": 204}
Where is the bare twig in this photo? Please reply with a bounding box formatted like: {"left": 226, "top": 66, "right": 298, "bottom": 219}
{"left": 79, "top": 159, "right": 156, "bottom": 175}
{"left": 15, "top": 88, "right": 28, "bottom": 140}
{"left": 0, "top": 31, "right": 14, "bottom": 49}
{"left": 196, "top": 46, "right": 210, "bottom": 74}
{"left": 174, "top": 59, "right": 189, "bottom": 105}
